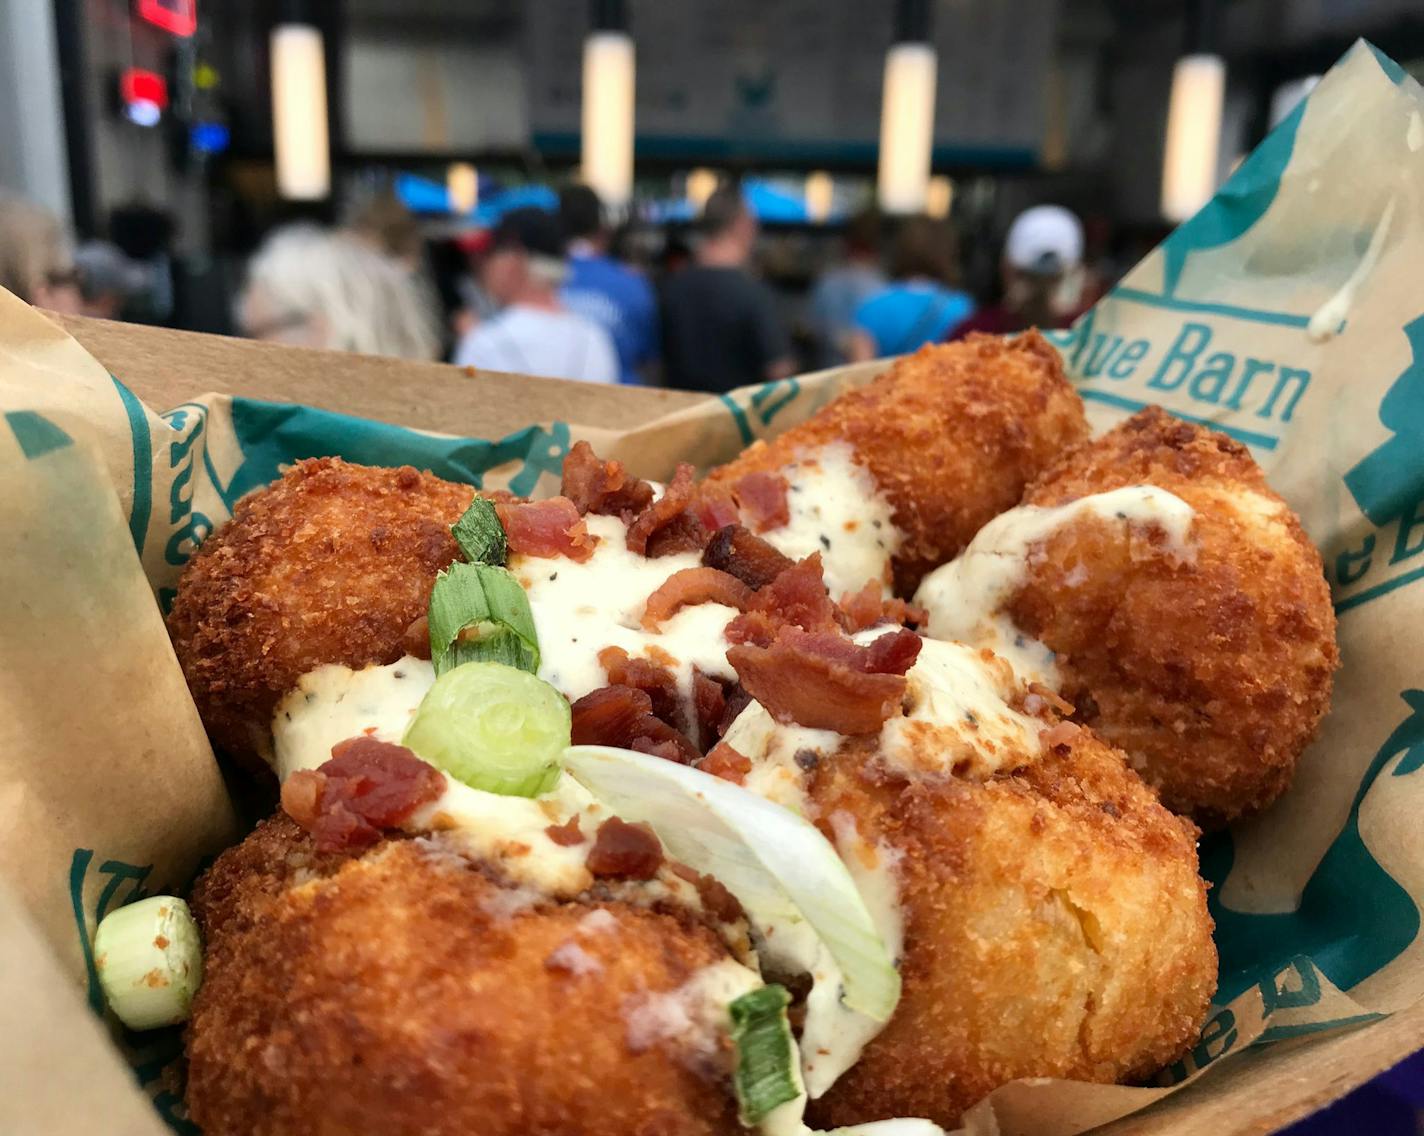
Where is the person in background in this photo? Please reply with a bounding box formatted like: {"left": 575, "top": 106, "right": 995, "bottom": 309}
{"left": 453, "top": 207, "right": 618, "bottom": 384}
{"left": 661, "top": 185, "right": 794, "bottom": 392}
{"left": 558, "top": 184, "right": 658, "bottom": 385}
{"left": 0, "top": 193, "right": 82, "bottom": 313}
{"left": 238, "top": 224, "right": 440, "bottom": 360}
{"left": 73, "top": 241, "right": 148, "bottom": 320}
{"left": 808, "top": 208, "right": 885, "bottom": 367}
{"left": 949, "top": 204, "right": 1086, "bottom": 339}
{"left": 848, "top": 215, "right": 973, "bottom": 361}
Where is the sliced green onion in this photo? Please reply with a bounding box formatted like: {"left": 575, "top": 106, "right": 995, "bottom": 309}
{"left": 403, "top": 661, "right": 570, "bottom": 796}
{"left": 428, "top": 562, "right": 539, "bottom": 676}
{"left": 823, "top": 1121, "right": 948, "bottom": 1135}
{"left": 93, "top": 896, "right": 203, "bottom": 1031}
{"left": 451, "top": 497, "right": 507, "bottom": 566}
{"left": 730, "top": 985, "right": 802, "bottom": 1125}
{"left": 563, "top": 745, "right": 900, "bottom": 1022}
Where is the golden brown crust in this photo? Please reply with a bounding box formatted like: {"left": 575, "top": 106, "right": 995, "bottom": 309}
{"left": 805, "top": 730, "right": 1216, "bottom": 1129}
{"left": 165, "top": 458, "right": 475, "bottom": 767}
{"left": 187, "top": 820, "right": 743, "bottom": 1136}
{"left": 1013, "top": 406, "right": 1339, "bottom": 823}
{"left": 708, "top": 332, "right": 1089, "bottom": 594}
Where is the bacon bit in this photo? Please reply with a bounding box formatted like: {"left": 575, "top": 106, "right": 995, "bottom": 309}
{"left": 281, "top": 737, "right": 446, "bottom": 853}
{"left": 597, "top": 646, "right": 684, "bottom": 732}
{"left": 693, "top": 669, "right": 728, "bottom": 746}
{"left": 726, "top": 554, "right": 841, "bottom": 648}
{"left": 561, "top": 440, "right": 655, "bottom": 520}
{"left": 400, "top": 614, "right": 432, "bottom": 660}
{"left": 694, "top": 483, "right": 741, "bottom": 532}
{"left": 1023, "top": 682, "right": 1075, "bottom": 718}
{"left": 700, "top": 742, "right": 752, "bottom": 785}
{"left": 626, "top": 464, "right": 705, "bottom": 557}
{"left": 733, "top": 472, "right": 791, "bottom": 533}
{"left": 570, "top": 685, "right": 701, "bottom": 765}
{"left": 702, "top": 524, "right": 794, "bottom": 590}
{"left": 727, "top": 627, "right": 922, "bottom": 735}
{"left": 1040, "top": 720, "right": 1083, "bottom": 751}
{"left": 545, "top": 816, "right": 585, "bottom": 846}
{"left": 696, "top": 872, "right": 745, "bottom": 924}
{"left": 586, "top": 817, "right": 664, "bottom": 880}
{"left": 497, "top": 497, "right": 597, "bottom": 562}
{"left": 838, "top": 580, "right": 929, "bottom": 633}
{"left": 719, "top": 684, "right": 753, "bottom": 735}
{"left": 641, "top": 567, "right": 753, "bottom": 630}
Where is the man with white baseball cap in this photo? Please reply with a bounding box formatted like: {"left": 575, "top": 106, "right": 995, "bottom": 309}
{"left": 948, "top": 204, "right": 1086, "bottom": 340}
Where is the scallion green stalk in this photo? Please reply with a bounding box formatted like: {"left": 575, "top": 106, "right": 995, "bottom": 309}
{"left": 729, "top": 984, "right": 802, "bottom": 1125}
{"left": 451, "top": 497, "right": 507, "bottom": 566}
{"left": 428, "top": 562, "right": 539, "bottom": 676}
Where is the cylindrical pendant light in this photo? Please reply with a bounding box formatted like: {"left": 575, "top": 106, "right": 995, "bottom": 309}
{"left": 805, "top": 170, "right": 834, "bottom": 223}
{"left": 686, "top": 168, "right": 718, "bottom": 212}
{"left": 1160, "top": 0, "right": 1225, "bottom": 222}
{"left": 877, "top": 1, "right": 937, "bottom": 215}
{"left": 271, "top": 22, "right": 330, "bottom": 200}
{"left": 582, "top": 1, "right": 635, "bottom": 210}
{"left": 447, "top": 163, "right": 478, "bottom": 215}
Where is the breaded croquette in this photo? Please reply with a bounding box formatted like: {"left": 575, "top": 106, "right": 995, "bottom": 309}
{"left": 804, "top": 725, "right": 1215, "bottom": 1129}
{"left": 1009, "top": 408, "right": 1337, "bottom": 823}
{"left": 166, "top": 458, "right": 475, "bottom": 768}
{"left": 187, "top": 816, "right": 747, "bottom": 1136}
{"left": 707, "top": 332, "right": 1089, "bottom": 594}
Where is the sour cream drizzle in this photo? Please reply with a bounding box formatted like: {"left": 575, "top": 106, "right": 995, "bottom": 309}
{"left": 759, "top": 443, "right": 901, "bottom": 600}
{"left": 914, "top": 486, "right": 1196, "bottom": 686}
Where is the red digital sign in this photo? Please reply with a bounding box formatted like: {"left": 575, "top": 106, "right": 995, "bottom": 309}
{"left": 136, "top": 0, "right": 197, "bottom": 38}
{"left": 120, "top": 68, "right": 169, "bottom": 111}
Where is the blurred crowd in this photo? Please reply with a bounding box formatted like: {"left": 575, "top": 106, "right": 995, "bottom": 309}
{"left": 0, "top": 182, "right": 1106, "bottom": 393}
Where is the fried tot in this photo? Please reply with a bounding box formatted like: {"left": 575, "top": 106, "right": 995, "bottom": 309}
{"left": 708, "top": 332, "right": 1089, "bottom": 594}
{"left": 804, "top": 727, "right": 1215, "bottom": 1130}
{"left": 1011, "top": 407, "right": 1338, "bottom": 822}
{"left": 187, "top": 817, "right": 745, "bottom": 1136}
{"left": 166, "top": 458, "right": 475, "bottom": 768}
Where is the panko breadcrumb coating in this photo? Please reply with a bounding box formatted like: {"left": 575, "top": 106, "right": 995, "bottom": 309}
{"left": 805, "top": 726, "right": 1215, "bottom": 1130}
{"left": 707, "top": 332, "right": 1089, "bottom": 594}
{"left": 1011, "top": 407, "right": 1338, "bottom": 823}
{"left": 187, "top": 816, "right": 744, "bottom": 1136}
{"left": 166, "top": 458, "right": 475, "bottom": 768}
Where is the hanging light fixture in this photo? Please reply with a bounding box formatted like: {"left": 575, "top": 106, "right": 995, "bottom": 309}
{"left": 686, "top": 168, "right": 718, "bottom": 211}
{"left": 1160, "top": 0, "right": 1225, "bottom": 222}
{"left": 582, "top": 0, "right": 635, "bottom": 210}
{"left": 270, "top": 18, "right": 330, "bottom": 200}
{"left": 926, "top": 175, "right": 954, "bottom": 220}
{"left": 877, "top": 0, "right": 937, "bottom": 215}
{"left": 805, "top": 170, "right": 834, "bottom": 223}
{"left": 447, "top": 163, "right": 478, "bottom": 215}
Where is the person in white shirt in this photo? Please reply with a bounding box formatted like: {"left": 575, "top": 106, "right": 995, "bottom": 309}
{"left": 453, "top": 207, "right": 619, "bottom": 385}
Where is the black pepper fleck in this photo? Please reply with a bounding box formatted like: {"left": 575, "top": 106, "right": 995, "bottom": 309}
{"left": 794, "top": 748, "right": 820, "bottom": 772}
{"left": 549, "top": 572, "right": 559, "bottom": 581}
{"left": 393, "top": 670, "right": 405, "bottom": 679}
{"left": 819, "top": 534, "right": 831, "bottom": 550}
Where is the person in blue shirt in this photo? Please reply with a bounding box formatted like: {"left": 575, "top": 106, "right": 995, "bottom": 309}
{"left": 558, "top": 185, "right": 659, "bottom": 385}
{"left": 808, "top": 209, "right": 886, "bottom": 368}
{"left": 848, "top": 214, "right": 975, "bottom": 361}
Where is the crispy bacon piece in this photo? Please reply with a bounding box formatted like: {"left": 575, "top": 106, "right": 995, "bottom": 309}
{"left": 727, "top": 626, "right": 922, "bottom": 735}
{"left": 839, "top": 579, "right": 929, "bottom": 633}
{"left": 400, "top": 614, "right": 432, "bottom": 660}
{"left": 694, "top": 483, "right": 741, "bottom": 532}
{"left": 626, "top": 464, "right": 706, "bottom": 557}
{"left": 702, "top": 524, "right": 794, "bottom": 590}
{"left": 497, "top": 497, "right": 597, "bottom": 562}
{"left": 640, "top": 567, "right": 753, "bottom": 631}
{"left": 597, "top": 646, "right": 685, "bottom": 732}
{"left": 586, "top": 816, "right": 664, "bottom": 880}
{"left": 671, "top": 863, "right": 747, "bottom": 924}
{"left": 570, "top": 685, "right": 701, "bottom": 765}
{"left": 719, "top": 683, "right": 753, "bottom": 736}
{"left": 692, "top": 669, "right": 730, "bottom": 746}
{"left": 726, "top": 553, "right": 841, "bottom": 648}
{"left": 561, "top": 440, "right": 655, "bottom": 520}
{"left": 700, "top": 742, "right": 752, "bottom": 785}
{"left": 732, "top": 472, "right": 791, "bottom": 533}
{"left": 545, "top": 816, "right": 585, "bottom": 846}
{"left": 280, "top": 737, "right": 446, "bottom": 853}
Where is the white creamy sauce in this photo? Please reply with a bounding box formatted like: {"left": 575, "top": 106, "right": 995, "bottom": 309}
{"left": 273, "top": 656, "right": 435, "bottom": 781}
{"left": 914, "top": 486, "right": 1196, "bottom": 686}
{"left": 622, "top": 958, "right": 764, "bottom": 1059}
{"left": 721, "top": 701, "right": 843, "bottom": 815}
{"left": 511, "top": 512, "right": 739, "bottom": 722}
{"left": 868, "top": 633, "right": 1043, "bottom": 780}
{"left": 760, "top": 443, "right": 901, "bottom": 600}
{"left": 545, "top": 940, "right": 603, "bottom": 976}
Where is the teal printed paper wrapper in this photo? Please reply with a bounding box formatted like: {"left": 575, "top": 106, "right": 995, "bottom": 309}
{"left": 3, "top": 38, "right": 1424, "bottom": 1136}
